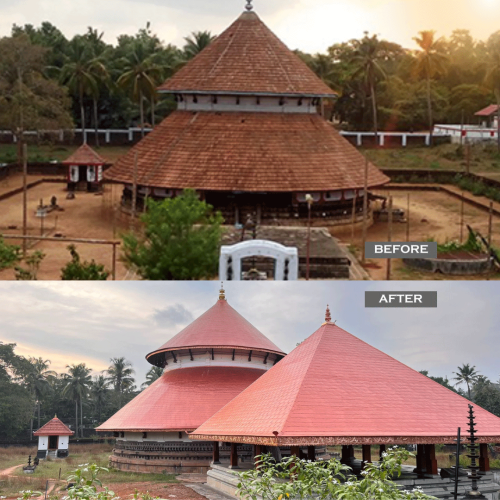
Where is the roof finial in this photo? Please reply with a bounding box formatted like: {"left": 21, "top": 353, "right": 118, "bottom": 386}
{"left": 325, "top": 305, "right": 331, "bottom": 323}
{"left": 219, "top": 282, "right": 226, "bottom": 301}
{"left": 245, "top": 0, "right": 253, "bottom": 11}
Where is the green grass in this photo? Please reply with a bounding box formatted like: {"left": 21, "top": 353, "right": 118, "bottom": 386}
{"left": 0, "top": 444, "right": 177, "bottom": 498}
{"left": 0, "top": 144, "right": 131, "bottom": 164}
{"left": 364, "top": 143, "right": 500, "bottom": 174}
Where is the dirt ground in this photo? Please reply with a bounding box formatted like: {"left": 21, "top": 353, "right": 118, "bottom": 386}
{"left": 1, "top": 176, "right": 500, "bottom": 280}
{"left": 354, "top": 188, "right": 500, "bottom": 280}
{"left": 107, "top": 482, "right": 206, "bottom": 500}
{"left": 0, "top": 174, "right": 129, "bottom": 280}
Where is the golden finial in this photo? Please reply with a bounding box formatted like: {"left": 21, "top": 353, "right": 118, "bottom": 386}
{"left": 325, "top": 305, "right": 331, "bottom": 323}
{"left": 219, "top": 282, "right": 226, "bottom": 301}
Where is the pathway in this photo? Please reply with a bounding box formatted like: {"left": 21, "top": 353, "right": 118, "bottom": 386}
{"left": 0, "top": 464, "right": 24, "bottom": 476}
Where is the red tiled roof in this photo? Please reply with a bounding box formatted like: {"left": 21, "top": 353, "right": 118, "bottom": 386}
{"left": 105, "top": 111, "right": 389, "bottom": 192}
{"left": 191, "top": 322, "right": 500, "bottom": 445}
{"left": 62, "top": 144, "right": 107, "bottom": 166}
{"left": 159, "top": 12, "right": 335, "bottom": 97}
{"left": 147, "top": 299, "right": 284, "bottom": 364}
{"left": 96, "top": 366, "right": 264, "bottom": 432}
{"left": 34, "top": 417, "right": 74, "bottom": 436}
{"left": 475, "top": 105, "right": 499, "bottom": 117}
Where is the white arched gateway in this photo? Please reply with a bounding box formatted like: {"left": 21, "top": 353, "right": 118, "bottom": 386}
{"left": 219, "top": 240, "right": 299, "bottom": 281}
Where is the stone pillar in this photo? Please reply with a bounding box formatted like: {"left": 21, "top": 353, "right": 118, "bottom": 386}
{"left": 307, "top": 446, "right": 315, "bottom": 461}
{"left": 479, "top": 444, "right": 490, "bottom": 472}
{"left": 213, "top": 441, "right": 220, "bottom": 464}
{"left": 414, "top": 444, "right": 426, "bottom": 475}
{"left": 362, "top": 445, "right": 372, "bottom": 467}
{"left": 379, "top": 444, "right": 386, "bottom": 461}
{"left": 229, "top": 443, "right": 239, "bottom": 469}
{"left": 424, "top": 444, "right": 438, "bottom": 475}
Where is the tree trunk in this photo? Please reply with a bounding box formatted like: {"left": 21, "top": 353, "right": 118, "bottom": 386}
{"left": 139, "top": 90, "right": 145, "bottom": 138}
{"left": 37, "top": 400, "right": 40, "bottom": 429}
{"left": 496, "top": 92, "right": 500, "bottom": 153}
{"left": 80, "top": 398, "right": 83, "bottom": 438}
{"left": 370, "top": 78, "right": 379, "bottom": 147}
{"left": 93, "top": 97, "right": 100, "bottom": 148}
{"left": 151, "top": 98, "right": 155, "bottom": 127}
{"left": 75, "top": 400, "right": 78, "bottom": 438}
{"left": 80, "top": 87, "right": 86, "bottom": 145}
{"left": 427, "top": 76, "right": 433, "bottom": 146}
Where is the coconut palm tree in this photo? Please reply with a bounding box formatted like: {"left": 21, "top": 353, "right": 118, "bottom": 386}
{"left": 91, "top": 374, "right": 109, "bottom": 423}
{"left": 117, "top": 41, "right": 163, "bottom": 137}
{"left": 24, "top": 357, "right": 56, "bottom": 430}
{"left": 141, "top": 366, "right": 163, "bottom": 389}
{"left": 183, "top": 31, "right": 215, "bottom": 60}
{"left": 106, "top": 357, "right": 135, "bottom": 409}
{"left": 412, "top": 31, "right": 448, "bottom": 145}
{"left": 453, "top": 363, "right": 480, "bottom": 400}
{"left": 62, "top": 363, "right": 92, "bottom": 438}
{"left": 484, "top": 33, "right": 500, "bottom": 152}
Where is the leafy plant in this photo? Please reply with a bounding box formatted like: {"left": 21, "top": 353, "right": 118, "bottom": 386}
{"left": 16, "top": 491, "right": 43, "bottom": 500}
{"left": 0, "top": 237, "right": 21, "bottom": 271}
{"left": 61, "top": 245, "right": 109, "bottom": 280}
{"left": 65, "top": 463, "right": 117, "bottom": 500}
{"left": 15, "top": 251, "right": 45, "bottom": 280}
{"left": 237, "top": 447, "right": 436, "bottom": 500}
{"left": 122, "top": 189, "right": 224, "bottom": 280}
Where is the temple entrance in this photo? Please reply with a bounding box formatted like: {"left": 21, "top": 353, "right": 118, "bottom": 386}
{"left": 219, "top": 240, "right": 299, "bottom": 281}
{"left": 48, "top": 435, "right": 58, "bottom": 450}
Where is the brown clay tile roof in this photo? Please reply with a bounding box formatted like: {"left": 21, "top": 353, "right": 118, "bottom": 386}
{"left": 159, "top": 11, "right": 336, "bottom": 97}
{"left": 33, "top": 417, "right": 74, "bottom": 436}
{"left": 62, "top": 144, "right": 107, "bottom": 166}
{"left": 104, "top": 111, "right": 389, "bottom": 192}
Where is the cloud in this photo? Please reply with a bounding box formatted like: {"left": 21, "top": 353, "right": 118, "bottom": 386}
{"left": 152, "top": 304, "right": 194, "bottom": 327}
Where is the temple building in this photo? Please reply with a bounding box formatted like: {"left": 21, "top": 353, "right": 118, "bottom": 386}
{"left": 33, "top": 415, "right": 74, "bottom": 459}
{"left": 191, "top": 308, "right": 500, "bottom": 498}
{"left": 96, "top": 287, "right": 284, "bottom": 473}
{"left": 63, "top": 144, "right": 107, "bottom": 192}
{"left": 104, "top": 1, "right": 389, "bottom": 226}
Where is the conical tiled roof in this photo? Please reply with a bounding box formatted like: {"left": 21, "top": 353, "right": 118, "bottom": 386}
{"left": 159, "top": 11, "right": 335, "bottom": 97}
{"left": 191, "top": 322, "right": 500, "bottom": 445}
{"left": 62, "top": 144, "right": 107, "bottom": 166}
{"left": 146, "top": 297, "right": 284, "bottom": 366}
{"left": 96, "top": 366, "right": 264, "bottom": 432}
{"left": 104, "top": 111, "right": 389, "bottom": 191}
{"left": 34, "top": 416, "right": 74, "bottom": 436}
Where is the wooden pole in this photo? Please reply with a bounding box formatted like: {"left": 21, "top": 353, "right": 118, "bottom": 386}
{"left": 131, "top": 152, "right": 138, "bottom": 231}
{"left": 22, "top": 143, "right": 28, "bottom": 257}
{"left": 406, "top": 193, "right": 410, "bottom": 242}
{"left": 362, "top": 445, "right": 372, "bottom": 468}
{"left": 112, "top": 243, "right": 117, "bottom": 281}
{"left": 460, "top": 194, "right": 465, "bottom": 244}
{"left": 351, "top": 193, "right": 356, "bottom": 246}
{"left": 386, "top": 196, "right": 393, "bottom": 281}
{"left": 212, "top": 441, "right": 220, "bottom": 464}
{"left": 466, "top": 142, "right": 471, "bottom": 175}
{"left": 361, "top": 156, "right": 369, "bottom": 264}
{"left": 229, "top": 443, "right": 239, "bottom": 469}
{"left": 488, "top": 201, "right": 493, "bottom": 247}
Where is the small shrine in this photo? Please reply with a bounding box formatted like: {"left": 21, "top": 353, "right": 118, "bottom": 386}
{"left": 33, "top": 415, "right": 74, "bottom": 459}
{"left": 62, "top": 144, "right": 107, "bottom": 192}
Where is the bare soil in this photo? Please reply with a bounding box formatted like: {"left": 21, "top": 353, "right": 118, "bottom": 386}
{"left": 350, "top": 189, "right": 500, "bottom": 280}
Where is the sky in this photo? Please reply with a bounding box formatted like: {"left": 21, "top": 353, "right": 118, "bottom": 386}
{"left": 0, "top": 281, "right": 498, "bottom": 390}
{"left": 1, "top": 0, "right": 500, "bottom": 53}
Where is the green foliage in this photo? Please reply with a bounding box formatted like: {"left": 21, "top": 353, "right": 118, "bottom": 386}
{"left": 65, "top": 464, "right": 117, "bottom": 500}
{"left": 122, "top": 190, "right": 224, "bottom": 280}
{"left": 427, "top": 230, "right": 483, "bottom": 254}
{"left": 17, "top": 490, "right": 43, "bottom": 500}
{"left": 0, "top": 237, "right": 21, "bottom": 271}
{"left": 14, "top": 250, "right": 45, "bottom": 280}
{"left": 419, "top": 370, "right": 458, "bottom": 393}
{"left": 61, "top": 245, "right": 109, "bottom": 280}
{"left": 237, "top": 448, "right": 435, "bottom": 500}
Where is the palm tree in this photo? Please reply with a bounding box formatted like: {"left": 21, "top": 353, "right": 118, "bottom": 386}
{"left": 412, "top": 31, "right": 448, "bottom": 145}
{"left": 106, "top": 357, "right": 135, "bottom": 409}
{"left": 117, "top": 41, "right": 163, "bottom": 137}
{"left": 484, "top": 34, "right": 500, "bottom": 152}
{"left": 58, "top": 36, "right": 102, "bottom": 144}
{"left": 141, "top": 366, "right": 163, "bottom": 389}
{"left": 453, "top": 363, "right": 480, "bottom": 400}
{"left": 91, "top": 375, "right": 109, "bottom": 423}
{"left": 24, "top": 357, "right": 56, "bottom": 431}
{"left": 183, "top": 31, "right": 215, "bottom": 60}
{"left": 62, "top": 363, "right": 92, "bottom": 438}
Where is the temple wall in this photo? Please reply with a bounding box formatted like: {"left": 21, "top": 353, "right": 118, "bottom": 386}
{"left": 58, "top": 436, "right": 69, "bottom": 450}
{"left": 119, "top": 431, "right": 191, "bottom": 443}
{"left": 176, "top": 95, "right": 317, "bottom": 114}
{"left": 37, "top": 436, "right": 48, "bottom": 451}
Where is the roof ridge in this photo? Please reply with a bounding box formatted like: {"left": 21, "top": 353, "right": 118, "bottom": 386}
{"left": 207, "top": 18, "right": 242, "bottom": 78}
